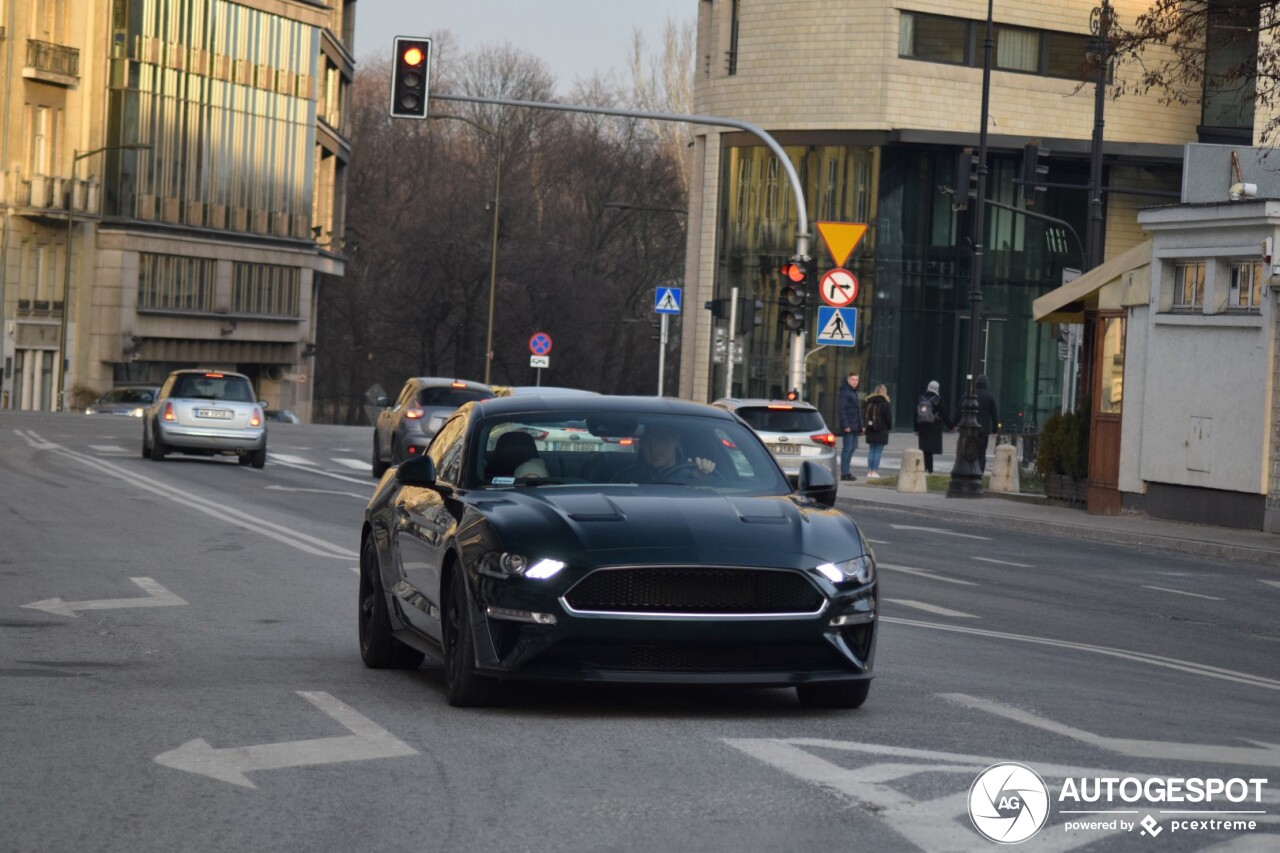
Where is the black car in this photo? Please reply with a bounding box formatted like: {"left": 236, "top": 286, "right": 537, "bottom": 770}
{"left": 358, "top": 395, "right": 878, "bottom": 708}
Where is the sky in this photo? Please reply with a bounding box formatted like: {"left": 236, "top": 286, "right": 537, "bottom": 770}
{"left": 353, "top": 0, "right": 696, "bottom": 91}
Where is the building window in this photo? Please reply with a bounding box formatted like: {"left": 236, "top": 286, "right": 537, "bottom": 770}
{"left": 899, "top": 12, "right": 969, "bottom": 65}
{"left": 138, "top": 253, "right": 216, "bottom": 312}
{"left": 1230, "top": 260, "right": 1264, "bottom": 311}
{"left": 1203, "top": 3, "right": 1258, "bottom": 130}
{"left": 1173, "top": 261, "right": 1206, "bottom": 310}
{"left": 232, "top": 262, "right": 300, "bottom": 316}
{"left": 899, "top": 12, "right": 1092, "bottom": 82}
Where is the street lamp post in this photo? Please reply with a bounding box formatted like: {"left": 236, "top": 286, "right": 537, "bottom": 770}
{"left": 57, "top": 144, "right": 150, "bottom": 412}
{"left": 431, "top": 113, "right": 502, "bottom": 385}
{"left": 946, "top": 0, "right": 995, "bottom": 498}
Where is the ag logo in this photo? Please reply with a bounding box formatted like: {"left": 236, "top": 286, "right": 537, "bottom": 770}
{"left": 968, "top": 762, "right": 1050, "bottom": 844}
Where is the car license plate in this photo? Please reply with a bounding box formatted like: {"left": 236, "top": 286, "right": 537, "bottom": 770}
{"left": 196, "top": 408, "right": 233, "bottom": 419}
{"left": 770, "top": 443, "right": 800, "bottom": 456}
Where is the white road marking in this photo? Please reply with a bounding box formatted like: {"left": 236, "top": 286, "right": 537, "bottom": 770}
{"left": 1142, "top": 585, "right": 1224, "bottom": 601}
{"left": 942, "top": 693, "right": 1280, "bottom": 768}
{"left": 890, "top": 524, "right": 992, "bottom": 540}
{"left": 866, "top": 538, "right": 891, "bottom": 545}
{"left": 1260, "top": 580, "right": 1280, "bottom": 590}
{"left": 24, "top": 432, "right": 357, "bottom": 559}
{"left": 154, "top": 691, "right": 416, "bottom": 788}
{"left": 266, "top": 455, "right": 378, "bottom": 488}
{"left": 884, "top": 617, "right": 1280, "bottom": 691}
{"left": 90, "top": 444, "right": 128, "bottom": 453}
{"left": 884, "top": 599, "right": 978, "bottom": 619}
{"left": 350, "top": 567, "right": 360, "bottom": 574}
{"left": 972, "top": 556, "right": 1034, "bottom": 568}
{"left": 878, "top": 563, "right": 978, "bottom": 586}
{"left": 22, "top": 577, "right": 187, "bottom": 618}
{"left": 268, "top": 453, "right": 313, "bottom": 465}
{"left": 333, "top": 458, "right": 372, "bottom": 471}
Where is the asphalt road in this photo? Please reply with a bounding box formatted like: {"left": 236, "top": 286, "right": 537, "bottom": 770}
{"left": 2, "top": 412, "right": 1276, "bottom": 853}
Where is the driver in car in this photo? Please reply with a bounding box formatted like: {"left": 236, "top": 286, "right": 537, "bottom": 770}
{"left": 614, "top": 424, "right": 716, "bottom": 483}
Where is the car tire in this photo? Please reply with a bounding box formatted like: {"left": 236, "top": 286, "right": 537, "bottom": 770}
{"left": 443, "top": 572, "right": 502, "bottom": 707}
{"left": 149, "top": 423, "right": 168, "bottom": 461}
{"left": 358, "top": 538, "right": 424, "bottom": 670}
{"left": 250, "top": 447, "right": 266, "bottom": 469}
{"left": 371, "top": 437, "right": 388, "bottom": 479}
{"left": 796, "top": 679, "right": 871, "bottom": 709}
{"left": 390, "top": 437, "right": 403, "bottom": 468}
{"left": 141, "top": 427, "right": 150, "bottom": 459}
{"left": 238, "top": 453, "right": 252, "bottom": 466}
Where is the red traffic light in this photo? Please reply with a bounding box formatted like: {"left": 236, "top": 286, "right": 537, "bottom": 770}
{"left": 780, "top": 262, "right": 805, "bottom": 282}
{"left": 402, "top": 46, "right": 425, "bottom": 66}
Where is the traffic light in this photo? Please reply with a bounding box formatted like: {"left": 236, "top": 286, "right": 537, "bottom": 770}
{"left": 704, "top": 298, "right": 727, "bottom": 319}
{"left": 738, "top": 297, "right": 764, "bottom": 335}
{"left": 389, "top": 37, "right": 431, "bottom": 119}
{"left": 1020, "top": 141, "right": 1049, "bottom": 207}
{"left": 954, "top": 148, "right": 980, "bottom": 210}
{"left": 778, "top": 258, "right": 809, "bottom": 333}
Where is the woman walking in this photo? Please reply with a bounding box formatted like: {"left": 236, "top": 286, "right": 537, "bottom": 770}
{"left": 914, "top": 380, "right": 955, "bottom": 474}
{"left": 863, "top": 384, "right": 892, "bottom": 478}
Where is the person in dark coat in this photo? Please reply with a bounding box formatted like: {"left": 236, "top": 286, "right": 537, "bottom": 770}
{"left": 914, "top": 380, "right": 954, "bottom": 474}
{"left": 863, "top": 384, "right": 892, "bottom": 479}
{"left": 974, "top": 374, "right": 1000, "bottom": 474}
{"left": 835, "top": 372, "right": 863, "bottom": 481}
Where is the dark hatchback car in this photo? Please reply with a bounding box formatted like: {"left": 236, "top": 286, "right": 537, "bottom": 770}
{"left": 358, "top": 396, "right": 878, "bottom": 708}
{"left": 371, "top": 377, "right": 492, "bottom": 477}
{"left": 85, "top": 384, "right": 161, "bottom": 416}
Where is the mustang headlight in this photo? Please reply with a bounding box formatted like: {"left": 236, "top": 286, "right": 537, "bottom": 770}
{"left": 816, "top": 555, "right": 875, "bottom": 585}
{"left": 477, "top": 551, "right": 565, "bottom": 581}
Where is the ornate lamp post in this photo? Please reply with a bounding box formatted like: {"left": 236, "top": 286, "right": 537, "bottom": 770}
{"left": 946, "top": 0, "right": 995, "bottom": 498}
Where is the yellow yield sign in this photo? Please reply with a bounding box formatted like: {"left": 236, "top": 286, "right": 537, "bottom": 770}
{"left": 816, "top": 221, "right": 868, "bottom": 268}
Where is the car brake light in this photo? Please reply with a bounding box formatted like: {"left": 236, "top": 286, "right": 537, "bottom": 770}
{"left": 405, "top": 406, "right": 424, "bottom": 420}
{"left": 408, "top": 446, "right": 418, "bottom": 455}
{"left": 521, "top": 429, "right": 549, "bottom": 440}
{"left": 767, "top": 404, "right": 795, "bottom": 410}
{"left": 450, "top": 381, "right": 467, "bottom": 388}
{"left": 204, "top": 372, "right": 224, "bottom": 378}
{"left": 250, "top": 408, "right": 263, "bottom": 427}
{"left": 721, "top": 438, "right": 738, "bottom": 449}
{"left": 812, "top": 433, "right": 837, "bottom": 447}
{"left": 163, "top": 401, "right": 176, "bottom": 421}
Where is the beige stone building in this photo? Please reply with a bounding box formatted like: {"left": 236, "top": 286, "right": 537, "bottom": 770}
{"left": 0, "top": 0, "right": 354, "bottom": 418}
{"left": 682, "top": 1, "right": 1254, "bottom": 430}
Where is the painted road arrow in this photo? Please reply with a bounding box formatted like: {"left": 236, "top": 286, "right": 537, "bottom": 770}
{"left": 154, "top": 691, "right": 416, "bottom": 788}
{"left": 22, "top": 576, "right": 187, "bottom": 618}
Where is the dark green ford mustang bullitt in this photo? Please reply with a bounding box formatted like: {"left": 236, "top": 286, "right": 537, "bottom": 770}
{"left": 358, "top": 395, "right": 878, "bottom": 708}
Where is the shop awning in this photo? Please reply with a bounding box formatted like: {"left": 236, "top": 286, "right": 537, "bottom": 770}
{"left": 1033, "top": 240, "right": 1152, "bottom": 323}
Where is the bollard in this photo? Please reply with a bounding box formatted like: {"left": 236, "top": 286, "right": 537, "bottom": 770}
{"left": 897, "top": 448, "right": 927, "bottom": 493}
{"left": 988, "top": 444, "right": 1020, "bottom": 493}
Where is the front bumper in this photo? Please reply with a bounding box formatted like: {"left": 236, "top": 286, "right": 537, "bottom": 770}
{"left": 471, "top": 565, "right": 877, "bottom": 686}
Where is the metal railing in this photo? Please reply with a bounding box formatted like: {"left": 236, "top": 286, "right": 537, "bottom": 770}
{"left": 26, "top": 39, "right": 79, "bottom": 78}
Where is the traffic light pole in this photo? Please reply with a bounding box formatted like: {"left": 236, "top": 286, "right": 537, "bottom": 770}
{"left": 430, "top": 93, "right": 812, "bottom": 393}
{"left": 725, "top": 286, "right": 739, "bottom": 399}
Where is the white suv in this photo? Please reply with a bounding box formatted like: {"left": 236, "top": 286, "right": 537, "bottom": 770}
{"left": 711, "top": 398, "right": 839, "bottom": 485}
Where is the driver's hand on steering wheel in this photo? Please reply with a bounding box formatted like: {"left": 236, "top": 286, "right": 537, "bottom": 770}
{"left": 691, "top": 457, "right": 716, "bottom": 476}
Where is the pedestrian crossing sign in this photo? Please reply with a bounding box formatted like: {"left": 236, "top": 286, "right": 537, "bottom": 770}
{"left": 654, "top": 287, "right": 682, "bottom": 314}
{"left": 816, "top": 306, "right": 857, "bottom": 347}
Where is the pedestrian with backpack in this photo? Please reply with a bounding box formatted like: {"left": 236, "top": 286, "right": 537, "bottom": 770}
{"left": 863, "top": 384, "right": 892, "bottom": 479}
{"left": 914, "top": 380, "right": 954, "bottom": 474}
{"left": 836, "top": 372, "right": 863, "bottom": 481}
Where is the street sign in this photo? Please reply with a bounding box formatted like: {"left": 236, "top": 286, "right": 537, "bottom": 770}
{"left": 529, "top": 332, "right": 553, "bottom": 355}
{"left": 816, "top": 306, "right": 857, "bottom": 347}
{"left": 654, "top": 286, "right": 682, "bottom": 314}
{"left": 819, "top": 268, "right": 859, "bottom": 307}
{"left": 815, "top": 221, "right": 868, "bottom": 268}
{"left": 530, "top": 355, "right": 550, "bottom": 368}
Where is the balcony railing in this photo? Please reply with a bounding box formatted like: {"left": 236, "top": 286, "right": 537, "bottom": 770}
{"left": 26, "top": 39, "right": 79, "bottom": 79}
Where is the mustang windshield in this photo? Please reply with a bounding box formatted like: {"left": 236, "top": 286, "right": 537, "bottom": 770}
{"left": 471, "top": 411, "right": 789, "bottom": 492}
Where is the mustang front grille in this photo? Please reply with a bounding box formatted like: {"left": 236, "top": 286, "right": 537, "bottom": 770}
{"left": 562, "top": 566, "right": 824, "bottom": 615}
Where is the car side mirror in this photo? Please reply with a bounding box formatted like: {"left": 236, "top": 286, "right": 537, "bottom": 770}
{"left": 259, "top": 399, "right": 270, "bottom": 408}
{"left": 375, "top": 394, "right": 390, "bottom": 408}
{"left": 395, "top": 454, "right": 437, "bottom": 487}
{"left": 796, "top": 460, "right": 838, "bottom": 507}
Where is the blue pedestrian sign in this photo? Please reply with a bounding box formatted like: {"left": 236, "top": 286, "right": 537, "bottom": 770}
{"left": 816, "top": 307, "right": 857, "bottom": 347}
{"left": 654, "top": 287, "right": 682, "bottom": 314}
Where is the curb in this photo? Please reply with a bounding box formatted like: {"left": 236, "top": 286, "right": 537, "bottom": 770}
{"left": 834, "top": 495, "right": 1279, "bottom": 566}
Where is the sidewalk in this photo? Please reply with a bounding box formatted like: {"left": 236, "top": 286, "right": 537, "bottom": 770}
{"left": 835, "top": 433, "right": 1279, "bottom": 566}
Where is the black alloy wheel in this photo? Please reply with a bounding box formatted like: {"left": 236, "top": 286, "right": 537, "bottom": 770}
{"left": 442, "top": 573, "right": 501, "bottom": 707}
{"left": 358, "top": 538, "right": 424, "bottom": 670}
{"left": 796, "top": 679, "right": 871, "bottom": 709}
